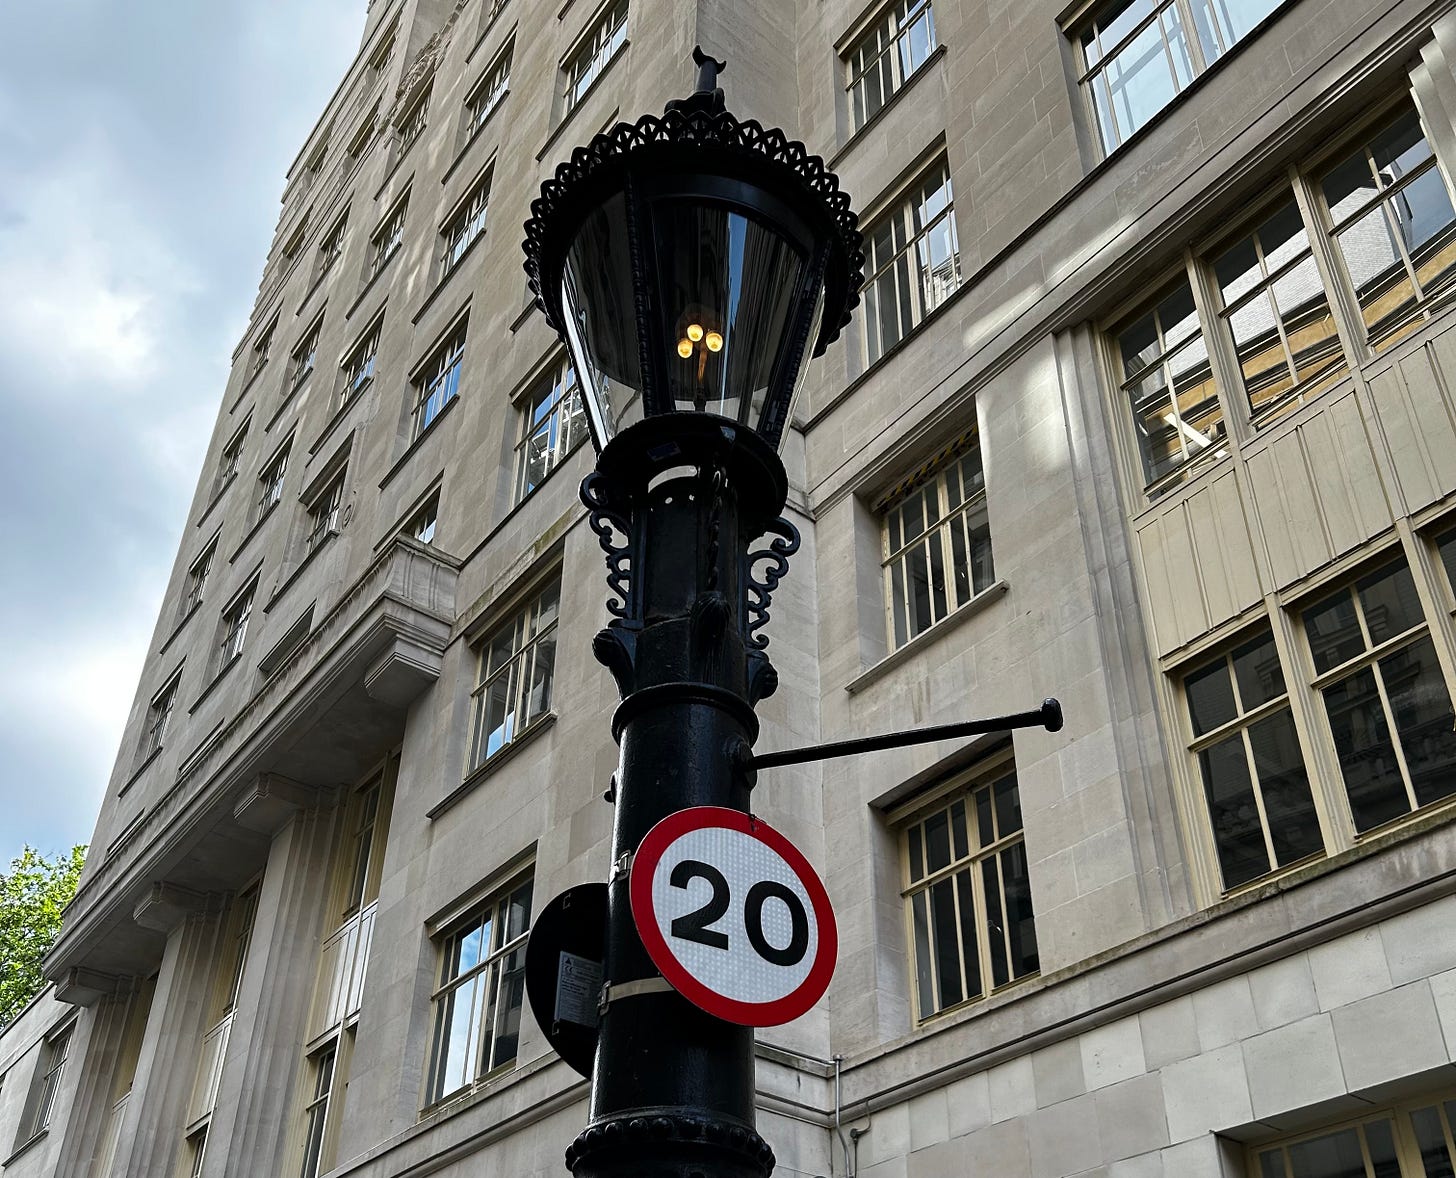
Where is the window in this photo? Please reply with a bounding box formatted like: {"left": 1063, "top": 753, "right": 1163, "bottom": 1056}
{"left": 1107, "top": 105, "right": 1456, "bottom": 496}
{"left": 514, "top": 359, "right": 586, "bottom": 501}
{"left": 881, "top": 426, "right": 993, "bottom": 648}
{"left": 256, "top": 438, "right": 292, "bottom": 521}
{"left": 411, "top": 322, "right": 466, "bottom": 438}
{"left": 346, "top": 101, "right": 380, "bottom": 167}
{"left": 369, "top": 190, "right": 409, "bottom": 279}
{"left": 186, "top": 1128, "right": 208, "bottom": 1178}
{"left": 465, "top": 42, "right": 512, "bottom": 137}
{"left": 1076, "top": 0, "right": 1283, "bottom": 155}
{"left": 426, "top": 872, "right": 533, "bottom": 1104}
{"left": 182, "top": 537, "right": 217, "bottom": 618}
{"left": 562, "top": 0, "right": 628, "bottom": 117}
{"left": 862, "top": 158, "right": 960, "bottom": 363}
{"left": 218, "top": 581, "right": 258, "bottom": 673}
{"left": 139, "top": 671, "right": 181, "bottom": 762}
{"left": 249, "top": 318, "right": 277, "bottom": 380}
{"left": 899, "top": 758, "right": 1038, "bottom": 1020}
{"left": 1321, "top": 106, "right": 1456, "bottom": 352}
{"left": 468, "top": 579, "right": 560, "bottom": 770}
{"left": 18, "top": 1023, "right": 72, "bottom": 1142}
{"left": 440, "top": 170, "right": 491, "bottom": 275}
{"left": 398, "top": 82, "right": 432, "bottom": 154}
{"left": 341, "top": 318, "right": 382, "bottom": 405}
{"left": 221, "top": 888, "right": 259, "bottom": 1015}
{"left": 1438, "top": 525, "right": 1456, "bottom": 600}
{"left": 214, "top": 418, "right": 250, "bottom": 500}
{"left": 317, "top": 212, "right": 347, "bottom": 281}
{"left": 1253, "top": 1094, "right": 1456, "bottom": 1177}
{"left": 369, "top": 22, "right": 397, "bottom": 74}
{"left": 342, "top": 778, "right": 382, "bottom": 917}
{"left": 298, "top": 1046, "right": 336, "bottom": 1178}
{"left": 1301, "top": 556, "right": 1456, "bottom": 833}
{"left": 407, "top": 491, "right": 440, "bottom": 545}
{"left": 282, "top": 214, "right": 310, "bottom": 265}
{"left": 846, "top": 0, "right": 936, "bottom": 132}
{"left": 1112, "top": 276, "right": 1223, "bottom": 488}
{"left": 306, "top": 468, "right": 346, "bottom": 555}
{"left": 1181, "top": 628, "right": 1322, "bottom": 890}
{"left": 290, "top": 316, "right": 324, "bottom": 389}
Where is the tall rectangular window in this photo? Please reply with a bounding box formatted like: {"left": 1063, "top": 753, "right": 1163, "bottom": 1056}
{"left": 256, "top": 438, "right": 292, "bottom": 521}
{"left": 316, "top": 212, "right": 347, "bottom": 282}
{"left": 139, "top": 671, "right": 181, "bottom": 762}
{"left": 1181, "top": 628, "right": 1322, "bottom": 890}
{"left": 305, "top": 468, "right": 346, "bottom": 555}
{"left": 900, "top": 759, "right": 1038, "bottom": 1020}
{"left": 397, "top": 82, "right": 432, "bottom": 154}
{"left": 290, "top": 316, "right": 324, "bottom": 389}
{"left": 218, "top": 581, "right": 258, "bottom": 673}
{"left": 214, "top": 417, "right": 250, "bottom": 501}
{"left": 440, "top": 170, "right": 491, "bottom": 275}
{"left": 249, "top": 318, "right": 277, "bottom": 380}
{"left": 426, "top": 872, "right": 533, "bottom": 1104}
{"left": 341, "top": 318, "right": 382, "bottom": 406}
{"left": 1321, "top": 106, "right": 1456, "bottom": 352}
{"left": 468, "top": 579, "right": 560, "bottom": 770}
{"left": 465, "top": 42, "right": 512, "bottom": 137}
{"left": 1301, "top": 556, "right": 1456, "bottom": 833}
{"left": 407, "top": 491, "right": 439, "bottom": 545}
{"left": 19, "top": 1023, "right": 73, "bottom": 1142}
{"left": 182, "top": 537, "right": 217, "bottom": 618}
{"left": 411, "top": 323, "right": 466, "bottom": 438}
{"left": 298, "top": 1045, "right": 337, "bottom": 1178}
{"left": 1076, "top": 0, "right": 1283, "bottom": 155}
{"left": 881, "top": 427, "right": 992, "bottom": 648}
{"left": 1113, "top": 277, "right": 1223, "bottom": 489}
{"left": 562, "top": 0, "right": 628, "bottom": 117}
{"left": 846, "top": 0, "right": 936, "bottom": 132}
{"left": 862, "top": 159, "right": 959, "bottom": 363}
{"left": 514, "top": 360, "right": 586, "bottom": 502}
{"left": 369, "top": 191, "right": 409, "bottom": 279}
{"left": 1253, "top": 1096, "right": 1456, "bottom": 1177}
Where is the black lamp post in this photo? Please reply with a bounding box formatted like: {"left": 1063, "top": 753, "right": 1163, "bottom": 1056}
{"left": 523, "top": 49, "right": 863, "bottom": 1178}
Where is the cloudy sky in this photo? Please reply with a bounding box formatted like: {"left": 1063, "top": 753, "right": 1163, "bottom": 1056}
{"left": 0, "top": 0, "right": 364, "bottom": 868}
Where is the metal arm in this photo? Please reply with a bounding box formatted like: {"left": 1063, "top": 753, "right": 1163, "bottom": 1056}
{"left": 745, "top": 698, "right": 1063, "bottom": 771}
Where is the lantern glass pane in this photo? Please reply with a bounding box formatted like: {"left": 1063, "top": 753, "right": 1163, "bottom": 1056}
{"left": 655, "top": 200, "right": 805, "bottom": 433}
{"left": 561, "top": 192, "right": 644, "bottom": 448}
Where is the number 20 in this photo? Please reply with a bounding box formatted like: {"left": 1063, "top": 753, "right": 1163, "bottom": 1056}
{"left": 669, "top": 859, "right": 809, "bottom": 967}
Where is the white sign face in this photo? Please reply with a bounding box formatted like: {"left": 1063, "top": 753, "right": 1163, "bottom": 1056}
{"left": 630, "top": 807, "right": 836, "bottom": 1026}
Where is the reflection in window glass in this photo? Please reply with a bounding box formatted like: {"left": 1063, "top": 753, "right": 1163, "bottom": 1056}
{"left": 847, "top": 0, "right": 937, "bottom": 131}
{"left": 467, "top": 580, "right": 560, "bottom": 770}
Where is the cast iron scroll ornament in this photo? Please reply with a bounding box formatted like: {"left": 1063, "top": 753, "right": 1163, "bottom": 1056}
{"left": 580, "top": 470, "right": 635, "bottom": 620}
{"left": 743, "top": 516, "right": 800, "bottom": 650}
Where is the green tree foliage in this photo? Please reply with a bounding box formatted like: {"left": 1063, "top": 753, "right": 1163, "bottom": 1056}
{"left": 0, "top": 845, "right": 86, "bottom": 1027}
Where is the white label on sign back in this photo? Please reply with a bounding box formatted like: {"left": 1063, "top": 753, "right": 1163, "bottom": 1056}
{"left": 554, "top": 951, "right": 603, "bottom": 1027}
{"left": 650, "top": 825, "right": 817, "bottom": 1006}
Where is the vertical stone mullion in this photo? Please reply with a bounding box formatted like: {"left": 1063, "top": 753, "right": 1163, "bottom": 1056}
{"left": 50, "top": 987, "right": 131, "bottom": 1178}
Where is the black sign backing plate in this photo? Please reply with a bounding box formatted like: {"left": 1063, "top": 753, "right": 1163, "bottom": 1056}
{"left": 524, "top": 882, "right": 608, "bottom": 1078}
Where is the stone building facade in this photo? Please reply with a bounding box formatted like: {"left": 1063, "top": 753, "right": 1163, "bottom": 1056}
{"left": 7, "top": 0, "right": 1456, "bottom": 1174}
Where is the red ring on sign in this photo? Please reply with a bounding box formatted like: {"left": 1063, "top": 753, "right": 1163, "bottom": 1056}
{"left": 630, "top": 806, "right": 837, "bottom": 1027}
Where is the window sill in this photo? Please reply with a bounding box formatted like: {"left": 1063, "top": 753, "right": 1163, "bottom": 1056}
{"left": 845, "top": 579, "right": 1010, "bottom": 695}
{"left": 535, "top": 42, "right": 629, "bottom": 164}
{"left": 307, "top": 386, "right": 365, "bottom": 459}
{"left": 4, "top": 1129, "right": 48, "bottom": 1167}
{"left": 806, "top": 277, "right": 973, "bottom": 430}
{"left": 265, "top": 531, "right": 337, "bottom": 614}
{"left": 379, "top": 395, "right": 460, "bottom": 492}
{"left": 509, "top": 296, "right": 539, "bottom": 334}
{"left": 158, "top": 600, "right": 204, "bottom": 660}
{"left": 345, "top": 248, "right": 401, "bottom": 322}
{"left": 189, "top": 655, "right": 241, "bottom": 716}
{"left": 117, "top": 747, "right": 163, "bottom": 797}
{"left": 412, "top": 234, "right": 486, "bottom": 326}
{"left": 427, "top": 712, "right": 557, "bottom": 820}
{"left": 829, "top": 44, "right": 946, "bottom": 169}
{"left": 229, "top": 502, "right": 278, "bottom": 566}
{"left": 441, "top": 96, "right": 507, "bottom": 188}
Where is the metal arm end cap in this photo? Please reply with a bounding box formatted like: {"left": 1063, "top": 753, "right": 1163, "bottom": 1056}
{"left": 1041, "top": 698, "right": 1063, "bottom": 732}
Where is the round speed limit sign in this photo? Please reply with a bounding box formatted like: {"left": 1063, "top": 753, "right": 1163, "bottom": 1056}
{"left": 630, "top": 806, "right": 837, "bottom": 1026}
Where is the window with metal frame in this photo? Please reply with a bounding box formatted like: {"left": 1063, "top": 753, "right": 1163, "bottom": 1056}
{"left": 218, "top": 581, "right": 257, "bottom": 672}
{"left": 341, "top": 778, "right": 382, "bottom": 918}
{"left": 425, "top": 871, "right": 534, "bottom": 1104}
{"left": 282, "top": 214, "right": 310, "bottom": 265}
{"left": 467, "top": 578, "right": 560, "bottom": 770}
{"left": 305, "top": 468, "right": 346, "bottom": 555}
{"left": 1301, "top": 555, "right": 1456, "bottom": 833}
{"left": 397, "top": 82, "right": 432, "bottom": 154}
{"left": 256, "top": 438, "right": 292, "bottom": 521}
{"left": 317, "top": 212, "right": 348, "bottom": 281}
{"left": 862, "top": 158, "right": 960, "bottom": 363}
{"left": 346, "top": 101, "right": 381, "bottom": 166}
{"left": 465, "top": 42, "right": 512, "bottom": 138}
{"left": 514, "top": 359, "right": 587, "bottom": 503}
{"left": 562, "top": 0, "right": 628, "bottom": 118}
{"left": 290, "top": 316, "right": 324, "bottom": 389}
{"left": 182, "top": 537, "right": 217, "bottom": 618}
{"left": 880, "top": 426, "right": 993, "bottom": 649}
{"left": 18, "top": 1023, "right": 72, "bottom": 1142}
{"left": 1181, "top": 627, "right": 1322, "bottom": 891}
{"left": 250, "top": 317, "right": 277, "bottom": 379}
{"left": 441, "top": 169, "right": 492, "bottom": 275}
{"left": 407, "top": 491, "right": 439, "bottom": 545}
{"left": 186, "top": 1127, "right": 208, "bottom": 1178}
{"left": 298, "top": 1045, "right": 336, "bottom": 1178}
{"left": 214, "top": 417, "right": 250, "bottom": 500}
{"left": 1320, "top": 106, "right": 1456, "bottom": 352}
{"left": 369, "top": 190, "right": 409, "bottom": 279}
{"left": 1252, "top": 1093, "right": 1456, "bottom": 1177}
{"left": 899, "top": 756, "right": 1038, "bottom": 1020}
{"left": 139, "top": 671, "right": 181, "bottom": 762}
{"left": 411, "top": 322, "right": 467, "bottom": 439}
{"left": 846, "top": 0, "right": 936, "bottom": 132}
{"left": 341, "top": 318, "right": 382, "bottom": 406}
{"left": 1076, "top": 0, "right": 1283, "bottom": 155}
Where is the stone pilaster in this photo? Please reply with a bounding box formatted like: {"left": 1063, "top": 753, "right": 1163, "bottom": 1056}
{"left": 112, "top": 906, "right": 223, "bottom": 1178}
{"left": 204, "top": 804, "right": 337, "bottom": 1178}
{"left": 50, "top": 983, "right": 133, "bottom": 1178}
{"left": 1412, "top": 11, "right": 1456, "bottom": 199}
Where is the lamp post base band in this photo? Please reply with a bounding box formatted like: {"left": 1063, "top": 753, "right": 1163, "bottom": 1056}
{"left": 566, "top": 1110, "right": 775, "bottom": 1178}
{"left": 611, "top": 682, "right": 760, "bottom": 744}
